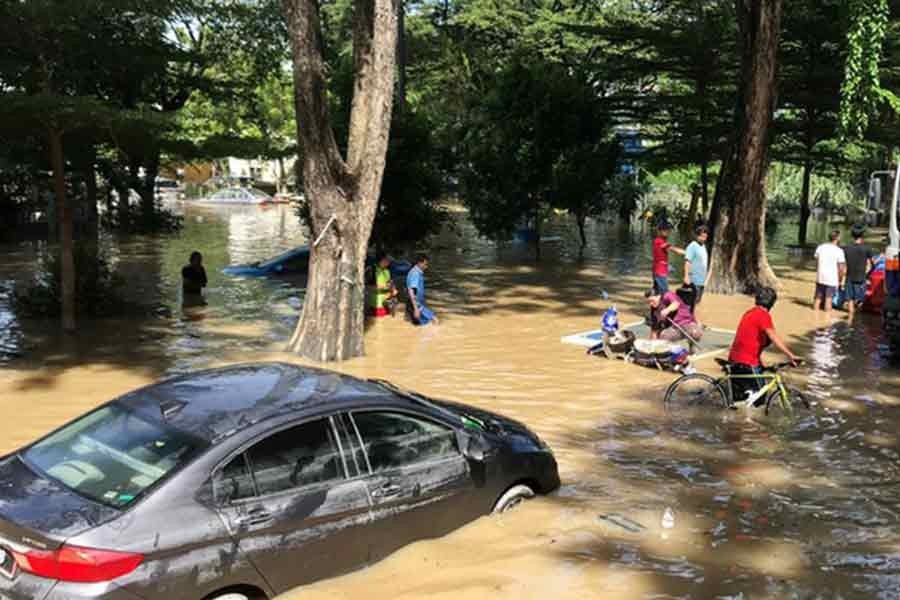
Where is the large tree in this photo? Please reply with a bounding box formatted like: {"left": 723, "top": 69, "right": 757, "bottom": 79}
{"left": 282, "top": 0, "right": 398, "bottom": 361}
{"left": 708, "top": 0, "right": 782, "bottom": 294}
{"left": 774, "top": 0, "right": 845, "bottom": 246}
{"left": 594, "top": 0, "right": 737, "bottom": 219}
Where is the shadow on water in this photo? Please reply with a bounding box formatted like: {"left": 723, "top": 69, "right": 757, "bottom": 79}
{"left": 530, "top": 312, "right": 900, "bottom": 598}
{"left": 3, "top": 205, "right": 900, "bottom": 598}
{"left": 0, "top": 204, "right": 309, "bottom": 385}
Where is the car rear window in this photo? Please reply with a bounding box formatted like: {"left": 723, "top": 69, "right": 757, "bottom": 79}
{"left": 23, "top": 404, "right": 207, "bottom": 508}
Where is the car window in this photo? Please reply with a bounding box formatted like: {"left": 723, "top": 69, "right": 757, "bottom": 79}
{"left": 282, "top": 255, "right": 309, "bottom": 272}
{"left": 213, "top": 454, "right": 255, "bottom": 503}
{"left": 23, "top": 404, "right": 206, "bottom": 508}
{"left": 332, "top": 415, "right": 361, "bottom": 478}
{"left": 246, "top": 419, "right": 344, "bottom": 496}
{"left": 351, "top": 412, "right": 458, "bottom": 472}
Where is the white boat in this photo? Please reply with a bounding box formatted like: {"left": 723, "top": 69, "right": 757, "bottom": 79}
{"left": 197, "top": 187, "right": 275, "bottom": 205}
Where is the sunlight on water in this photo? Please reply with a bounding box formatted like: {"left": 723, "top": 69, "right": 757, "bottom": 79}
{"left": 1, "top": 206, "right": 899, "bottom": 599}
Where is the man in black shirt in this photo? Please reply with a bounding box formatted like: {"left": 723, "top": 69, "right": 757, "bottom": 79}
{"left": 843, "top": 224, "right": 873, "bottom": 316}
{"left": 182, "top": 251, "right": 208, "bottom": 298}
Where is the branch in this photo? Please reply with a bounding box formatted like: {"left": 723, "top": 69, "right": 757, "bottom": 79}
{"left": 283, "top": 0, "right": 349, "bottom": 189}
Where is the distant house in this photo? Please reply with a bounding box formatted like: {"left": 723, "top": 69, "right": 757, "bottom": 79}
{"left": 163, "top": 156, "right": 298, "bottom": 192}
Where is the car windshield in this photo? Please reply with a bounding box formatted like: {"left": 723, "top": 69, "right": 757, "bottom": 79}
{"left": 23, "top": 404, "right": 207, "bottom": 509}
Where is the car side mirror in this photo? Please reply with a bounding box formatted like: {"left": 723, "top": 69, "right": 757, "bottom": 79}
{"left": 456, "top": 430, "right": 492, "bottom": 462}
{"left": 196, "top": 480, "right": 216, "bottom": 506}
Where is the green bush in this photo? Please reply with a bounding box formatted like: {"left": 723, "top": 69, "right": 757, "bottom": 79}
{"left": 15, "top": 244, "right": 126, "bottom": 317}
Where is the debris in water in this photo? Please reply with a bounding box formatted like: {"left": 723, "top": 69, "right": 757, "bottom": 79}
{"left": 662, "top": 507, "right": 675, "bottom": 530}
{"left": 597, "top": 513, "right": 646, "bottom": 533}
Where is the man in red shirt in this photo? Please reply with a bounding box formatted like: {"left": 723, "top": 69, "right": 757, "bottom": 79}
{"left": 729, "top": 287, "right": 801, "bottom": 403}
{"left": 652, "top": 221, "right": 685, "bottom": 293}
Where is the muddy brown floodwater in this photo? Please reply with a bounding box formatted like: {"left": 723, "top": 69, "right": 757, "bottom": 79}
{"left": 1, "top": 203, "right": 899, "bottom": 599}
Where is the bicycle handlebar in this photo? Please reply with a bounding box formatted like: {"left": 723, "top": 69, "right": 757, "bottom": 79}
{"left": 763, "top": 359, "right": 804, "bottom": 372}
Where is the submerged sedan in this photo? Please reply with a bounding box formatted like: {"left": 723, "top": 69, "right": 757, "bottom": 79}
{"left": 223, "top": 246, "right": 411, "bottom": 279}
{"left": 0, "top": 363, "right": 559, "bottom": 600}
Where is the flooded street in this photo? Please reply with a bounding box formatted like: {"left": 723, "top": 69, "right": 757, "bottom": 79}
{"left": 2, "top": 204, "right": 900, "bottom": 599}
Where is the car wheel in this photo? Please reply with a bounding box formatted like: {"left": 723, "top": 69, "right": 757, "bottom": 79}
{"left": 493, "top": 483, "right": 535, "bottom": 514}
{"left": 209, "top": 593, "right": 262, "bottom": 600}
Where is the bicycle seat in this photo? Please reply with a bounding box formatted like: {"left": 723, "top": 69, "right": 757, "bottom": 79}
{"left": 714, "top": 358, "right": 731, "bottom": 372}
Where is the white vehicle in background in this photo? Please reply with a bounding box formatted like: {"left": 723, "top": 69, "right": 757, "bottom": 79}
{"left": 154, "top": 177, "right": 184, "bottom": 200}
{"left": 196, "top": 187, "right": 280, "bottom": 205}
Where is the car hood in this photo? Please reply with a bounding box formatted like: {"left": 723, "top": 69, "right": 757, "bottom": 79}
{"left": 0, "top": 456, "right": 119, "bottom": 543}
{"left": 429, "top": 399, "right": 538, "bottom": 439}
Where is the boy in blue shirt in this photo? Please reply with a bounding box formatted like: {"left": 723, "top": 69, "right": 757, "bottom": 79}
{"left": 683, "top": 225, "right": 709, "bottom": 309}
{"left": 406, "top": 254, "right": 437, "bottom": 326}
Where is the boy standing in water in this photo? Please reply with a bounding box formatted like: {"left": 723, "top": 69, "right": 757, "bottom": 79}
{"left": 406, "top": 254, "right": 437, "bottom": 326}
{"left": 652, "top": 221, "right": 685, "bottom": 293}
{"left": 814, "top": 230, "right": 846, "bottom": 316}
{"left": 182, "top": 251, "right": 208, "bottom": 296}
{"left": 843, "top": 224, "right": 873, "bottom": 317}
{"left": 368, "top": 253, "right": 399, "bottom": 317}
{"left": 684, "top": 224, "right": 710, "bottom": 308}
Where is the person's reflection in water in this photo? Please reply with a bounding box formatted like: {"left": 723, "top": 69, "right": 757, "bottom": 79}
{"left": 182, "top": 251, "right": 208, "bottom": 309}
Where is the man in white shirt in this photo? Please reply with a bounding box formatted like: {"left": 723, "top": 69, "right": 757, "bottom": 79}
{"left": 814, "top": 229, "right": 846, "bottom": 316}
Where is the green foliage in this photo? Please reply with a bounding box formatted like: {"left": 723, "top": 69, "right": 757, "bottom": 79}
{"left": 458, "top": 56, "right": 621, "bottom": 241}
{"left": 586, "top": 1, "right": 737, "bottom": 176}
{"left": 840, "top": 0, "right": 891, "bottom": 137}
{"left": 775, "top": 0, "right": 847, "bottom": 173}
{"left": 607, "top": 175, "right": 649, "bottom": 221}
{"left": 15, "top": 244, "right": 125, "bottom": 317}
{"left": 766, "top": 162, "right": 865, "bottom": 211}
{"left": 373, "top": 110, "right": 447, "bottom": 250}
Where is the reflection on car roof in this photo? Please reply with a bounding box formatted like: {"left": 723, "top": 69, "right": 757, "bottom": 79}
{"left": 117, "top": 363, "right": 388, "bottom": 443}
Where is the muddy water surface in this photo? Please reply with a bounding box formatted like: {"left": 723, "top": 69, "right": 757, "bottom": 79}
{"left": 1, "top": 204, "right": 899, "bottom": 599}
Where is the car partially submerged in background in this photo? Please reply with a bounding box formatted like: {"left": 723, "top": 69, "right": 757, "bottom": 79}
{"left": 0, "top": 363, "right": 559, "bottom": 600}
{"left": 196, "top": 187, "right": 284, "bottom": 206}
{"left": 223, "top": 246, "right": 412, "bottom": 280}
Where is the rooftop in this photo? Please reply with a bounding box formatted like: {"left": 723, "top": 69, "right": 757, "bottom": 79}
{"left": 117, "top": 363, "right": 387, "bottom": 442}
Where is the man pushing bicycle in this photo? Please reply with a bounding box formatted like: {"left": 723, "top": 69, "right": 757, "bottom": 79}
{"left": 728, "top": 287, "right": 802, "bottom": 406}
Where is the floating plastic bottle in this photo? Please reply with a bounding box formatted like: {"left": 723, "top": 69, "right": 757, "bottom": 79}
{"left": 601, "top": 305, "right": 619, "bottom": 334}
{"left": 661, "top": 507, "right": 675, "bottom": 530}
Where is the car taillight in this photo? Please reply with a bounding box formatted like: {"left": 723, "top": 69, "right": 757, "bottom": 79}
{"left": 11, "top": 545, "right": 143, "bottom": 583}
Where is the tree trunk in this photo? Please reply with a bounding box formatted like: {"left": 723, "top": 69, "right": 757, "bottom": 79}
{"left": 707, "top": 147, "right": 734, "bottom": 252}
{"left": 576, "top": 212, "right": 587, "bottom": 249}
{"left": 708, "top": 0, "right": 782, "bottom": 294}
{"left": 798, "top": 159, "right": 812, "bottom": 246}
{"left": 686, "top": 184, "right": 700, "bottom": 237}
{"left": 277, "top": 157, "right": 286, "bottom": 194}
{"left": 84, "top": 160, "right": 99, "bottom": 237}
{"left": 397, "top": 0, "right": 407, "bottom": 112}
{"left": 49, "top": 129, "right": 75, "bottom": 333}
{"left": 700, "top": 160, "right": 710, "bottom": 217}
{"left": 138, "top": 153, "right": 160, "bottom": 225}
{"left": 283, "top": 0, "right": 398, "bottom": 361}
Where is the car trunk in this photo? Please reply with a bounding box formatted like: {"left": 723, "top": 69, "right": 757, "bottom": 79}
{"left": 0, "top": 455, "right": 120, "bottom": 542}
{"left": 0, "top": 455, "right": 122, "bottom": 598}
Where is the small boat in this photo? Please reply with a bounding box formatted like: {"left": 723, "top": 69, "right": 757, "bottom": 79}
{"left": 197, "top": 187, "right": 276, "bottom": 205}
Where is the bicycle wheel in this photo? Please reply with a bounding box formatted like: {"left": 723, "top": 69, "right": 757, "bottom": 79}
{"left": 764, "top": 386, "right": 809, "bottom": 417}
{"left": 664, "top": 374, "right": 728, "bottom": 410}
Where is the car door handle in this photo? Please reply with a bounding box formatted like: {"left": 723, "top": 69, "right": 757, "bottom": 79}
{"left": 236, "top": 508, "right": 273, "bottom": 526}
{"left": 371, "top": 483, "right": 403, "bottom": 499}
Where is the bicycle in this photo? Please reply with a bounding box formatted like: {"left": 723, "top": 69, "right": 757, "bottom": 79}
{"left": 664, "top": 358, "right": 809, "bottom": 416}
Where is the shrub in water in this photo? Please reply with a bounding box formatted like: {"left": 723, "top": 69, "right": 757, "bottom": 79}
{"left": 15, "top": 244, "right": 126, "bottom": 316}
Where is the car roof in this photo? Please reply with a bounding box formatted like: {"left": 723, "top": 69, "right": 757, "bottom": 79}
{"left": 116, "top": 363, "right": 396, "bottom": 443}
